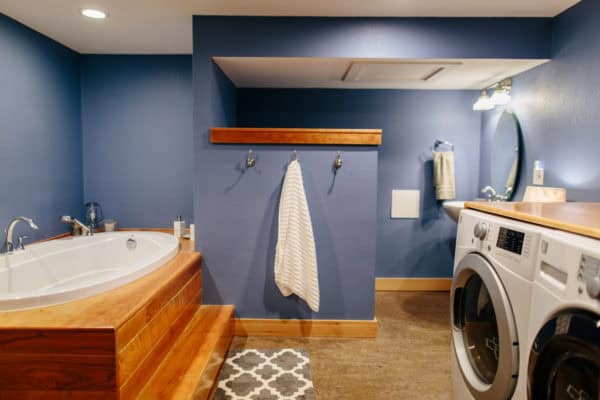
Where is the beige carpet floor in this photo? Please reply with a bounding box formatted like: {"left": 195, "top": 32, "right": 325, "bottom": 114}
{"left": 230, "top": 291, "right": 452, "bottom": 399}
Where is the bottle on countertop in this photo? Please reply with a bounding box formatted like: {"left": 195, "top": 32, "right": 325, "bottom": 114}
{"left": 190, "top": 223, "right": 195, "bottom": 242}
{"left": 174, "top": 216, "right": 185, "bottom": 238}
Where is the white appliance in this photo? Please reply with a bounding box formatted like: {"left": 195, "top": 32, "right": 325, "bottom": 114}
{"left": 451, "top": 209, "right": 548, "bottom": 400}
{"left": 527, "top": 230, "right": 600, "bottom": 399}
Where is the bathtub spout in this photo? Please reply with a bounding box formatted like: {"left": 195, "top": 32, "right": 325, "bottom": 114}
{"left": 60, "top": 216, "right": 93, "bottom": 236}
{"left": 2, "top": 216, "right": 39, "bottom": 254}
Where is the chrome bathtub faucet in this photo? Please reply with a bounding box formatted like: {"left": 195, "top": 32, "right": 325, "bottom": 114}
{"left": 60, "top": 216, "right": 93, "bottom": 236}
{"left": 1, "top": 216, "right": 39, "bottom": 254}
{"left": 481, "top": 186, "right": 508, "bottom": 202}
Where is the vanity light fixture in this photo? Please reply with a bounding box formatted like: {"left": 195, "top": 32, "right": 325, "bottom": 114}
{"left": 81, "top": 8, "right": 107, "bottom": 19}
{"left": 472, "top": 90, "right": 494, "bottom": 111}
{"left": 473, "top": 78, "right": 512, "bottom": 111}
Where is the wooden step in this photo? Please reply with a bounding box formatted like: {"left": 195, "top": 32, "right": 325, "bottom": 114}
{"left": 136, "top": 305, "right": 235, "bottom": 400}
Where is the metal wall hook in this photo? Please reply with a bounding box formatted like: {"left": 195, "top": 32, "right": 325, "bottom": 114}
{"left": 291, "top": 150, "right": 298, "bottom": 161}
{"left": 246, "top": 149, "right": 256, "bottom": 168}
{"left": 333, "top": 151, "right": 343, "bottom": 170}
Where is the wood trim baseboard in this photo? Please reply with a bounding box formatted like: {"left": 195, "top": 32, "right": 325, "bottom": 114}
{"left": 375, "top": 278, "right": 452, "bottom": 292}
{"left": 234, "top": 318, "right": 378, "bottom": 338}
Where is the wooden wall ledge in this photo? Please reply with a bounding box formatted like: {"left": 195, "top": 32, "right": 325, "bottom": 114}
{"left": 210, "top": 127, "right": 382, "bottom": 145}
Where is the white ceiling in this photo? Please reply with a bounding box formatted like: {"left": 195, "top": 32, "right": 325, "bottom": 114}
{"left": 0, "top": 0, "right": 580, "bottom": 54}
{"left": 214, "top": 57, "right": 548, "bottom": 90}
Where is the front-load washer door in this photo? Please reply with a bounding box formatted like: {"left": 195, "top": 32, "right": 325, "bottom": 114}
{"left": 451, "top": 253, "right": 519, "bottom": 399}
{"left": 528, "top": 310, "right": 600, "bottom": 400}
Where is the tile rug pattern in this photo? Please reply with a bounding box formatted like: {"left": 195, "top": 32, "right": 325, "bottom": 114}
{"left": 213, "top": 349, "right": 315, "bottom": 400}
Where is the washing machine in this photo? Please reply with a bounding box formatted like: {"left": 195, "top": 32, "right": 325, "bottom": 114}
{"left": 451, "top": 209, "right": 548, "bottom": 400}
{"left": 527, "top": 230, "right": 600, "bottom": 400}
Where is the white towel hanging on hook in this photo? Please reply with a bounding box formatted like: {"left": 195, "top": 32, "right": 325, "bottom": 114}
{"left": 274, "top": 158, "right": 320, "bottom": 312}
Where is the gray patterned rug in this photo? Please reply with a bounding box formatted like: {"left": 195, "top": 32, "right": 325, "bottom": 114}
{"left": 213, "top": 349, "right": 315, "bottom": 400}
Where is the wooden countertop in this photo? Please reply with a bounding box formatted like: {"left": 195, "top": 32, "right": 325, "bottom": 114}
{"left": 0, "top": 232, "right": 199, "bottom": 329}
{"left": 465, "top": 202, "right": 600, "bottom": 240}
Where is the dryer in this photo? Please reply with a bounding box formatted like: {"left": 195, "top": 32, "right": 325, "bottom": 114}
{"left": 451, "top": 210, "right": 547, "bottom": 400}
{"left": 527, "top": 230, "right": 600, "bottom": 400}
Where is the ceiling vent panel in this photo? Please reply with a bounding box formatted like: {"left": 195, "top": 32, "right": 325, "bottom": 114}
{"left": 342, "top": 61, "right": 463, "bottom": 83}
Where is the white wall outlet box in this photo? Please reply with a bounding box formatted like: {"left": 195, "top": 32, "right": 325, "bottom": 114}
{"left": 391, "top": 190, "right": 420, "bottom": 219}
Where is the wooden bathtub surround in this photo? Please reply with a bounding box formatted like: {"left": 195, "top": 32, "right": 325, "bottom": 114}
{"left": 465, "top": 201, "right": 600, "bottom": 240}
{"left": 0, "top": 235, "right": 235, "bottom": 399}
{"left": 138, "top": 305, "right": 234, "bottom": 399}
{"left": 210, "top": 127, "right": 383, "bottom": 145}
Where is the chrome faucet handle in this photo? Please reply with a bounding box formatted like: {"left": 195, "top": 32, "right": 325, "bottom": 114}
{"left": 60, "top": 215, "right": 93, "bottom": 236}
{"left": 16, "top": 235, "right": 29, "bottom": 250}
{"left": 481, "top": 186, "right": 497, "bottom": 200}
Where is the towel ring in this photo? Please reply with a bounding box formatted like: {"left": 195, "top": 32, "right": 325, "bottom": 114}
{"left": 433, "top": 139, "right": 454, "bottom": 152}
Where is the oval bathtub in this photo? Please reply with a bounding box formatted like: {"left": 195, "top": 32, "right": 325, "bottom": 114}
{"left": 0, "top": 231, "right": 179, "bottom": 311}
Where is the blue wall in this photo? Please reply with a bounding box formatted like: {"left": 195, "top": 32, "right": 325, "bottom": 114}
{"left": 81, "top": 55, "right": 194, "bottom": 227}
{"left": 480, "top": 0, "right": 600, "bottom": 202}
{"left": 0, "top": 15, "right": 194, "bottom": 236}
{"left": 238, "top": 89, "right": 481, "bottom": 278}
{"left": 193, "top": 16, "right": 550, "bottom": 319}
{"left": 194, "top": 64, "right": 378, "bottom": 320}
{"left": 0, "top": 13, "right": 82, "bottom": 240}
{"left": 510, "top": 0, "right": 600, "bottom": 201}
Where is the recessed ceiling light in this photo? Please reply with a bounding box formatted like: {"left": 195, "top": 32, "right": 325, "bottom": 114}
{"left": 81, "top": 9, "right": 107, "bottom": 19}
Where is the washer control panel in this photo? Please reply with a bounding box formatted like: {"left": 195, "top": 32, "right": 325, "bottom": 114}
{"left": 458, "top": 210, "right": 541, "bottom": 281}
{"left": 477, "top": 221, "right": 534, "bottom": 272}
{"left": 496, "top": 227, "right": 526, "bottom": 255}
{"left": 579, "top": 254, "right": 600, "bottom": 299}
{"left": 487, "top": 223, "right": 533, "bottom": 263}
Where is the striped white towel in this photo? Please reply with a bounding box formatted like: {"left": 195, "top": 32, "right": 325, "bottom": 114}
{"left": 274, "top": 160, "right": 320, "bottom": 312}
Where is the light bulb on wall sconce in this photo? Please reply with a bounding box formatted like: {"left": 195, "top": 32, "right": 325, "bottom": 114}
{"left": 490, "top": 78, "right": 512, "bottom": 106}
{"left": 491, "top": 88, "right": 511, "bottom": 106}
{"left": 473, "top": 90, "right": 494, "bottom": 111}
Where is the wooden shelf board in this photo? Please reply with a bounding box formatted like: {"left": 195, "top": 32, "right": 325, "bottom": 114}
{"left": 210, "top": 127, "right": 382, "bottom": 145}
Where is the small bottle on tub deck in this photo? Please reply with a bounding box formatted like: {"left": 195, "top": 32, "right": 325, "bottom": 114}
{"left": 174, "top": 216, "right": 185, "bottom": 238}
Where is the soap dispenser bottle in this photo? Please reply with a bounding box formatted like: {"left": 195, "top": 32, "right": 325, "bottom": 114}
{"left": 533, "top": 160, "right": 545, "bottom": 185}
{"left": 174, "top": 216, "right": 185, "bottom": 238}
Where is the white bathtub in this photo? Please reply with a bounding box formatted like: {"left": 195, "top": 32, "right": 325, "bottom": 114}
{"left": 0, "top": 231, "right": 179, "bottom": 311}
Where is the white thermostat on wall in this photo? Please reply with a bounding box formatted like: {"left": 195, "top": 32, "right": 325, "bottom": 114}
{"left": 391, "top": 190, "right": 420, "bottom": 219}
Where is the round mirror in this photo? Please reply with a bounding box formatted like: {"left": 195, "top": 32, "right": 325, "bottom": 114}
{"left": 489, "top": 111, "right": 521, "bottom": 201}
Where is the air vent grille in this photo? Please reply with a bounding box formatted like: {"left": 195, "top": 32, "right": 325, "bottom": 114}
{"left": 343, "top": 61, "right": 462, "bottom": 83}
